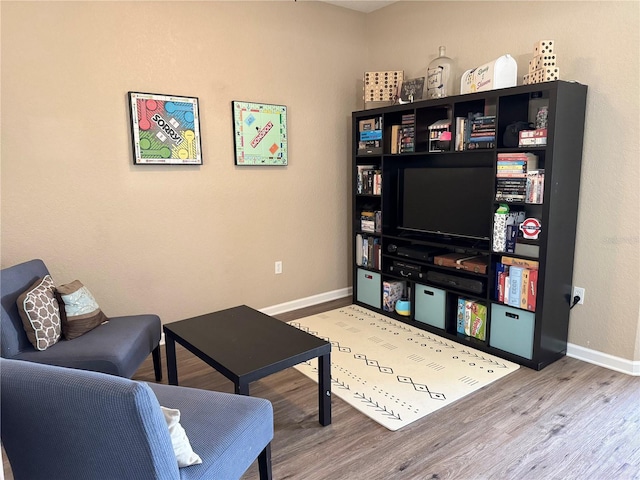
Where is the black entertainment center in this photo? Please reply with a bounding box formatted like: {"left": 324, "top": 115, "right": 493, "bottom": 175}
{"left": 352, "top": 81, "right": 587, "bottom": 370}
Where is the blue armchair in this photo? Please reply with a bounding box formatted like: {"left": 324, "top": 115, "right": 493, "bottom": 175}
{"left": 1, "top": 358, "right": 274, "bottom": 479}
{"left": 1, "top": 259, "right": 162, "bottom": 379}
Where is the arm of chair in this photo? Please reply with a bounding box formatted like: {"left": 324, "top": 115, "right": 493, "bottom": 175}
{"left": 0, "top": 358, "right": 179, "bottom": 480}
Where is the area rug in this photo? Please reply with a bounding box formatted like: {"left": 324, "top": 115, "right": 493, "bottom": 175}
{"left": 289, "top": 304, "right": 519, "bottom": 431}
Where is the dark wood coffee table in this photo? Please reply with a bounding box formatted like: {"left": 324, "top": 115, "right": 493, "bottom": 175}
{"left": 163, "top": 305, "right": 331, "bottom": 426}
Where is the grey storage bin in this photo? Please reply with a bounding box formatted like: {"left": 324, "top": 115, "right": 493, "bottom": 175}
{"left": 414, "top": 283, "right": 446, "bottom": 329}
{"left": 489, "top": 304, "right": 535, "bottom": 359}
{"left": 356, "top": 269, "right": 381, "bottom": 309}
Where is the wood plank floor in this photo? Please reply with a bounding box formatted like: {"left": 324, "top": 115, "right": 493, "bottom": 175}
{"left": 4, "top": 297, "right": 640, "bottom": 479}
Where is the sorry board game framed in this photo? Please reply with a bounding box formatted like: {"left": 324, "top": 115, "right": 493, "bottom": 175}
{"left": 128, "top": 92, "right": 202, "bottom": 165}
{"left": 232, "top": 101, "right": 288, "bottom": 166}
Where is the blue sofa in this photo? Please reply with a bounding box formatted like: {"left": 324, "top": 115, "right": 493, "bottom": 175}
{"left": 1, "top": 259, "right": 162, "bottom": 379}
{"left": 1, "top": 358, "right": 274, "bottom": 479}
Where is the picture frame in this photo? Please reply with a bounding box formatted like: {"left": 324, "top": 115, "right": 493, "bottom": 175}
{"left": 128, "top": 92, "right": 202, "bottom": 165}
{"left": 399, "top": 77, "right": 425, "bottom": 103}
{"left": 232, "top": 101, "right": 288, "bottom": 166}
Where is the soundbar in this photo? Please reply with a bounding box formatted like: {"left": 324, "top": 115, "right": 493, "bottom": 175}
{"left": 426, "top": 271, "right": 485, "bottom": 295}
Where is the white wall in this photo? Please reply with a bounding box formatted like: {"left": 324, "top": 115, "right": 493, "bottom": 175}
{"left": 365, "top": 1, "right": 640, "bottom": 361}
{"left": 1, "top": 1, "right": 366, "bottom": 321}
{"left": 2, "top": 1, "right": 639, "bottom": 363}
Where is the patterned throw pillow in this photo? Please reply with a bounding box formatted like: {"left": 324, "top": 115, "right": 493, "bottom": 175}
{"left": 16, "top": 275, "right": 62, "bottom": 351}
{"left": 56, "top": 280, "right": 108, "bottom": 340}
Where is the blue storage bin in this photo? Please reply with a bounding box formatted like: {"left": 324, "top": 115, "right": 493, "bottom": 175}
{"left": 357, "top": 269, "right": 381, "bottom": 309}
{"left": 414, "top": 283, "right": 446, "bottom": 329}
{"left": 489, "top": 304, "right": 535, "bottom": 359}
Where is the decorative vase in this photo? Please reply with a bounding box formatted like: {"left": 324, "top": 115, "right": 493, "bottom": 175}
{"left": 427, "top": 46, "right": 454, "bottom": 99}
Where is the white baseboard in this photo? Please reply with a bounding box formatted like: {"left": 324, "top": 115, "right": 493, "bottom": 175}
{"left": 160, "top": 287, "right": 352, "bottom": 346}
{"left": 567, "top": 342, "right": 640, "bottom": 376}
{"left": 259, "top": 287, "right": 353, "bottom": 316}
{"left": 160, "top": 290, "right": 640, "bottom": 377}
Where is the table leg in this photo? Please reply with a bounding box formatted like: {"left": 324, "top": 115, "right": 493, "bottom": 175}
{"left": 235, "top": 380, "right": 250, "bottom": 396}
{"left": 165, "top": 335, "right": 178, "bottom": 386}
{"left": 318, "top": 353, "right": 331, "bottom": 426}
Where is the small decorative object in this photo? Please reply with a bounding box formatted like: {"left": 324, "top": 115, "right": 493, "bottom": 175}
{"left": 460, "top": 54, "right": 517, "bottom": 94}
{"left": 520, "top": 217, "right": 542, "bottom": 240}
{"left": 493, "top": 205, "right": 528, "bottom": 252}
{"left": 399, "top": 77, "right": 425, "bottom": 103}
{"left": 395, "top": 298, "right": 411, "bottom": 316}
{"left": 364, "top": 71, "right": 404, "bottom": 104}
{"left": 129, "top": 92, "right": 202, "bottom": 165}
{"left": 536, "top": 106, "right": 549, "bottom": 129}
{"left": 428, "top": 119, "right": 451, "bottom": 152}
{"left": 426, "top": 46, "right": 454, "bottom": 98}
{"left": 524, "top": 40, "right": 559, "bottom": 85}
{"left": 437, "top": 131, "right": 452, "bottom": 151}
{"left": 503, "top": 121, "right": 533, "bottom": 148}
{"left": 232, "top": 101, "right": 288, "bottom": 166}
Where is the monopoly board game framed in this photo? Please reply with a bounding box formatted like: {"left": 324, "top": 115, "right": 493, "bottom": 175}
{"left": 232, "top": 101, "right": 288, "bottom": 166}
{"left": 129, "top": 92, "right": 202, "bottom": 165}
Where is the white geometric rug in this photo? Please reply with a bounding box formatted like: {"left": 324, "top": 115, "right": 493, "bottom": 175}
{"left": 289, "top": 304, "right": 519, "bottom": 431}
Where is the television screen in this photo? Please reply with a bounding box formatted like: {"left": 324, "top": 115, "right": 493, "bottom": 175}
{"left": 400, "top": 167, "right": 494, "bottom": 240}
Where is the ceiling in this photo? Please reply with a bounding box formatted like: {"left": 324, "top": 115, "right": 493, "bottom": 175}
{"left": 321, "top": 1, "right": 397, "bottom": 13}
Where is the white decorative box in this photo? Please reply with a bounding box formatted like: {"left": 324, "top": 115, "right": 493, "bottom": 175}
{"left": 460, "top": 55, "right": 517, "bottom": 94}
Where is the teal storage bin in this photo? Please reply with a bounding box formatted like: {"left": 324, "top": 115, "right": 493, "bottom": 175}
{"left": 414, "top": 283, "right": 446, "bottom": 329}
{"left": 489, "top": 304, "right": 535, "bottom": 359}
{"left": 357, "top": 269, "right": 381, "bottom": 309}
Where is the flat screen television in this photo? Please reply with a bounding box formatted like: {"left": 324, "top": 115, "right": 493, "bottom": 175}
{"left": 400, "top": 166, "right": 494, "bottom": 240}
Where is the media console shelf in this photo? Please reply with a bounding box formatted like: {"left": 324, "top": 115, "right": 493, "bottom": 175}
{"left": 352, "top": 81, "right": 587, "bottom": 370}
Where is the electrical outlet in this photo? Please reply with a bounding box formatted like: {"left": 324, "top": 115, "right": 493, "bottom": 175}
{"left": 275, "top": 261, "right": 283, "bottom": 275}
{"left": 572, "top": 286, "right": 585, "bottom": 305}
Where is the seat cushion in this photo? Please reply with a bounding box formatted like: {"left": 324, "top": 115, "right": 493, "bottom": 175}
{"left": 13, "top": 314, "right": 161, "bottom": 378}
{"left": 148, "top": 383, "right": 273, "bottom": 480}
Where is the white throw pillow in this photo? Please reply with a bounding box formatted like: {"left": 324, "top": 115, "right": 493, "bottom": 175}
{"left": 160, "top": 406, "right": 203, "bottom": 468}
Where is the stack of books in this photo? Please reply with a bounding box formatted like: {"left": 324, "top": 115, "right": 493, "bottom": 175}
{"left": 495, "top": 153, "right": 538, "bottom": 202}
{"left": 389, "top": 113, "right": 415, "bottom": 154}
{"left": 495, "top": 256, "right": 539, "bottom": 312}
{"left": 358, "top": 116, "right": 383, "bottom": 155}
{"left": 455, "top": 113, "right": 496, "bottom": 150}
{"left": 360, "top": 210, "right": 381, "bottom": 233}
{"left": 355, "top": 234, "right": 381, "bottom": 270}
{"left": 526, "top": 169, "right": 545, "bottom": 204}
{"left": 467, "top": 114, "right": 496, "bottom": 150}
{"left": 401, "top": 113, "right": 415, "bottom": 153}
{"left": 356, "top": 165, "right": 382, "bottom": 195}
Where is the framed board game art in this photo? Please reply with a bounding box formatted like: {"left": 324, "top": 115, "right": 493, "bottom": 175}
{"left": 232, "top": 101, "right": 288, "bottom": 166}
{"left": 128, "top": 92, "right": 202, "bottom": 165}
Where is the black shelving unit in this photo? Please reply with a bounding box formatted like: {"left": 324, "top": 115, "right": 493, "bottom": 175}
{"left": 352, "top": 81, "right": 588, "bottom": 370}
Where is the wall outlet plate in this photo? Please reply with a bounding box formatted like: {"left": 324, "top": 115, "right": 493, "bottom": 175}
{"left": 572, "top": 286, "right": 585, "bottom": 305}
